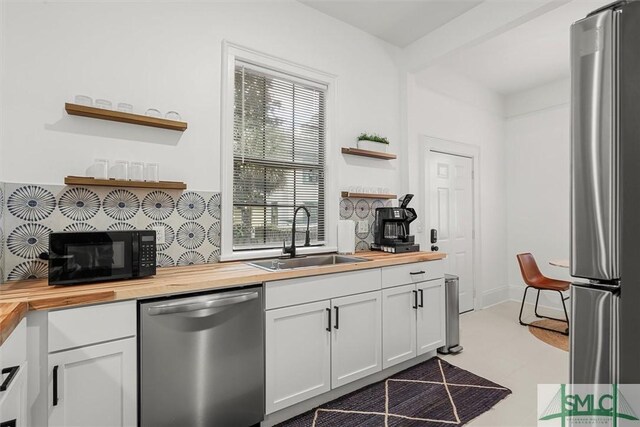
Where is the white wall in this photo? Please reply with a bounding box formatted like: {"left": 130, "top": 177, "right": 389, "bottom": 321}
{"left": 406, "top": 65, "right": 508, "bottom": 308}
{"left": 505, "top": 78, "right": 571, "bottom": 308}
{"left": 0, "top": 1, "right": 401, "bottom": 195}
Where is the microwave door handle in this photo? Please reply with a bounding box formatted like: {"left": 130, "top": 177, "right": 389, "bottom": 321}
{"left": 147, "top": 291, "right": 259, "bottom": 316}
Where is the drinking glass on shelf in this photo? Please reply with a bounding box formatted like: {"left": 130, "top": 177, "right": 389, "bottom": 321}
{"left": 164, "top": 111, "right": 181, "bottom": 121}
{"left": 74, "top": 95, "right": 93, "bottom": 106}
{"left": 91, "top": 159, "right": 109, "bottom": 180}
{"left": 130, "top": 162, "right": 144, "bottom": 181}
{"left": 117, "top": 103, "right": 133, "bottom": 113}
{"left": 145, "top": 108, "right": 162, "bottom": 118}
{"left": 95, "top": 99, "right": 112, "bottom": 110}
{"left": 144, "top": 163, "right": 160, "bottom": 182}
{"left": 109, "top": 160, "right": 129, "bottom": 180}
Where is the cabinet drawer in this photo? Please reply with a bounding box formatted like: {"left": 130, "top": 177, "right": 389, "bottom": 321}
{"left": 266, "top": 269, "right": 381, "bottom": 310}
{"left": 381, "top": 260, "right": 443, "bottom": 289}
{"left": 48, "top": 301, "right": 136, "bottom": 353}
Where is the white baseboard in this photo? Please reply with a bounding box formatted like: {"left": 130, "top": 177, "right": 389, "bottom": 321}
{"left": 508, "top": 284, "right": 570, "bottom": 315}
{"left": 481, "top": 286, "right": 510, "bottom": 309}
{"left": 478, "top": 285, "right": 570, "bottom": 313}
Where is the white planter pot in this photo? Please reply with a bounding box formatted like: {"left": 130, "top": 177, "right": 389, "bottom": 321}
{"left": 357, "top": 139, "right": 388, "bottom": 152}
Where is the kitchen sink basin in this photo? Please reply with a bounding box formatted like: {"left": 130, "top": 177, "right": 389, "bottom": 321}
{"left": 247, "top": 254, "right": 369, "bottom": 271}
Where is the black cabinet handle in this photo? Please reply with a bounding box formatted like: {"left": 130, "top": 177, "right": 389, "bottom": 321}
{"left": 0, "top": 419, "right": 17, "bottom": 427}
{"left": 53, "top": 365, "right": 59, "bottom": 406}
{"left": 410, "top": 271, "right": 426, "bottom": 275}
{"left": 334, "top": 306, "right": 339, "bottom": 330}
{"left": 419, "top": 289, "right": 424, "bottom": 308}
{"left": 0, "top": 366, "right": 19, "bottom": 392}
{"left": 326, "top": 307, "right": 331, "bottom": 332}
{"left": 412, "top": 290, "right": 418, "bottom": 309}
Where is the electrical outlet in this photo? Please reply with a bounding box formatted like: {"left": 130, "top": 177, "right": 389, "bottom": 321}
{"left": 152, "top": 226, "right": 166, "bottom": 245}
{"left": 358, "top": 221, "right": 369, "bottom": 234}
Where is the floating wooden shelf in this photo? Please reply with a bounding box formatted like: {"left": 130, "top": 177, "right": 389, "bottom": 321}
{"left": 65, "top": 176, "right": 187, "bottom": 190}
{"left": 341, "top": 147, "right": 396, "bottom": 160}
{"left": 65, "top": 103, "right": 188, "bottom": 131}
{"left": 341, "top": 192, "right": 396, "bottom": 199}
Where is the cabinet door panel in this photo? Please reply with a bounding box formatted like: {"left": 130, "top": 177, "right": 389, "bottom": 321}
{"left": 417, "top": 279, "right": 445, "bottom": 355}
{"left": 382, "top": 284, "right": 417, "bottom": 369}
{"left": 0, "top": 362, "right": 27, "bottom": 427}
{"left": 48, "top": 338, "right": 136, "bottom": 427}
{"left": 331, "top": 291, "right": 382, "bottom": 388}
{"left": 265, "top": 300, "right": 331, "bottom": 414}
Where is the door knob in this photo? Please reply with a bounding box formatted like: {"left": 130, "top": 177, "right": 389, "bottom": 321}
{"left": 431, "top": 245, "right": 439, "bottom": 252}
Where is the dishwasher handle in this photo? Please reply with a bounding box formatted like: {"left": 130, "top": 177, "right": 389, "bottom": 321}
{"left": 147, "top": 291, "right": 259, "bottom": 316}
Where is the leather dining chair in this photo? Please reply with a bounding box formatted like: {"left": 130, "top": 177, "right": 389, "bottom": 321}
{"left": 516, "top": 253, "right": 570, "bottom": 336}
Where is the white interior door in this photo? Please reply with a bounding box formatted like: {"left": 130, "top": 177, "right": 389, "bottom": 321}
{"left": 429, "top": 151, "right": 475, "bottom": 313}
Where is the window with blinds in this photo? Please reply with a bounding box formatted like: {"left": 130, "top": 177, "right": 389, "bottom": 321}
{"left": 233, "top": 63, "right": 326, "bottom": 250}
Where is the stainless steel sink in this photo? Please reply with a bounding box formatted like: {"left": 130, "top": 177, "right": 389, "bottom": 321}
{"left": 247, "top": 254, "right": 369, "bottom": 271}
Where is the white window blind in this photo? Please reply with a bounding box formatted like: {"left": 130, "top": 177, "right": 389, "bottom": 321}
{"left": 233, "top": 62, "right": 326, "bottom": 250}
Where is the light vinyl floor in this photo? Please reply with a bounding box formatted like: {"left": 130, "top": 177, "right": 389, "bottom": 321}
{"left": 440, "top": 301, "right": 568, "bottom": 427}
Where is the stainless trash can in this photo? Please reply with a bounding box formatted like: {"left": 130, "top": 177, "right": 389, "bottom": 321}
{"left": 438, "top": 274, "right": 463, "bottom": 355}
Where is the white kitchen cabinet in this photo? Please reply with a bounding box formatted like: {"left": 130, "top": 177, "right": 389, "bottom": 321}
{"left": 331, "top": 291, "right": 382, "bottom": 388}
{"left": 265, "top": 300, "right": 332, "bottom": 414}
{"left": 417, "top": 279, "right": 445, "bottom": 355}
{"left": 48, "top": 338, "right": 136, "bottom": 427}
{"left": 0, "top": 362, "right": 27, "bottom": 427}
{"left": 45, "top": 301, "right": 137, "bottom": 427}
{"left": 0, "top": 318, "right": 28, "bottom": 427}
{"left": 382, "top": 284, "right": 417, "bottom": 369}
{"left": 265, "top": 291, "right": 384, "bottom": 413}
{"left": 382, "top": 279, "right": 445, "bottom": 369}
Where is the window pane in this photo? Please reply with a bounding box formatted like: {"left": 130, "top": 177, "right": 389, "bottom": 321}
{"left": 233, "top": 64, "right": 326, "bottom": 250}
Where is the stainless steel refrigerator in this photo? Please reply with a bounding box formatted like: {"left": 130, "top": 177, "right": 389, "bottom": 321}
{"left": 570, "top": 0, "right": 640, "bottom": 384}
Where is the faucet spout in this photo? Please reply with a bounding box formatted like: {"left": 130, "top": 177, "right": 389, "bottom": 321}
{"left": 283, "top": 206, "right": 311, "bottom": 258}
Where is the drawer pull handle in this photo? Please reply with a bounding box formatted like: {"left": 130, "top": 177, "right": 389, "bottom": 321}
{"left": 412, "top": 290, "right": 418, "bottom": 309}
{"left": 326, "top": 307, "right": 332, "bottom": 332}
{"left": 334, "top": 306, "right": 340, "bottom": 330}
{"left": 410, "top": 271, "right": 426, "bottom": 275}
{"left": 419, "top": 289, "right": 424, "bottom": 308}
{"left": 53, "top": 365, "right": 59, "bottom": 406}
{"left": 0, "top": 365, "right": 19, "bottom": 392}
{"left": 0, "top": 419, "right": 17, "bottom": 427}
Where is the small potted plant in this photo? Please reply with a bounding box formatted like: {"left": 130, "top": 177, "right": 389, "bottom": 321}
{"left": 357, "top": 133, "right": 389, "bottom": 153}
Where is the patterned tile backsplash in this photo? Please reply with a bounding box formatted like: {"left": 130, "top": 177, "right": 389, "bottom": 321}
{"left": 339, "top": 197, "right": 392, "bottom": 251}
{"left": 0, "top": 185, "right": 390, "bottom": 284}
{"left": 0, "top": 182, "right": 220, "bottom": 283}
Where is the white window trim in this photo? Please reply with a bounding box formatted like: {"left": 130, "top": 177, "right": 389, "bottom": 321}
{"left": 220, "top": 41, "right": 338, "bottom": 261}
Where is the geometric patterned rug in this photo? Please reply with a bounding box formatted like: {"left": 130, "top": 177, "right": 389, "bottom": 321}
{"left": 277, "top": 357, "right": 512, "bottom": 426}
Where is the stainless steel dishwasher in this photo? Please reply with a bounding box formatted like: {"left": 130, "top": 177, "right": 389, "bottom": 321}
{"left": 138, "top": 286, "right": 264, "bottom": 427}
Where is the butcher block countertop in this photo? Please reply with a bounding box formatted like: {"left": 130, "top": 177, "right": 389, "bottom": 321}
{"left": 0, "top": 251, "right": 446, "bottom": 345}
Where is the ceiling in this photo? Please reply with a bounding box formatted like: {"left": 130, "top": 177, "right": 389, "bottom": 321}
{"left": 300, "top": 0, "right": 482, "bottom": 47}
{"left": 301, "top": 0, "right": 612, "bottom": 95}
{"left": 420, "top": 0, "right": 610, "bottom": 95}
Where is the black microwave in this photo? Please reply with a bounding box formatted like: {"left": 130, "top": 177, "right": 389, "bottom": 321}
{"left": 48, "top": 230, "right": 157, "bottom": 286}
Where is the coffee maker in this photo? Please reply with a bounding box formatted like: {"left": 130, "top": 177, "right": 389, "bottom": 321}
{"left": 372, "top": 194, "right": 420, "bottom": 253}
